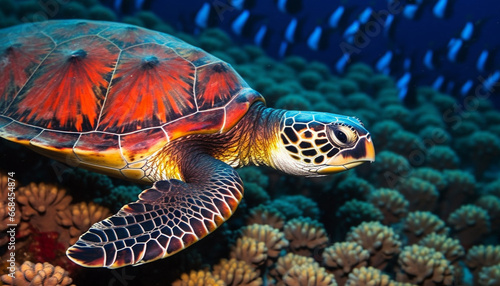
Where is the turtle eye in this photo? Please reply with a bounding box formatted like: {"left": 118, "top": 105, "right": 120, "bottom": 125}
{"left": 328, "top": 124, "right": 358, "bottom": 148}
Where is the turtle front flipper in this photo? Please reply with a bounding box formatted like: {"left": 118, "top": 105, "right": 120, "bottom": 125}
{"left": 66, "top": 155, "right": 243, "bottom": 268}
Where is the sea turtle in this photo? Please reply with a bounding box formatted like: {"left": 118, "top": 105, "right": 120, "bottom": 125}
{"left": 0, "top": 20, "right": 374, "bottom": 268}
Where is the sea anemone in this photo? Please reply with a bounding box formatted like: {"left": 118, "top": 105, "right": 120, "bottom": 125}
{"left": 396, "top": 245, "right": 454, "bottom": 285}
{"left": 368, "top": 188, "right": 409, "bottom": 224}
{"left": 403, "top": 211, "right": 449, "bottom": 244}
{"left": 322, "top": 242, "right": 370, "bottom": 285}
{"left": 1, "top": 261, "right": 74, "bottom": 286}
{"left": 172, "top": 270, "right": 225, "bottom": 286}
{"left": 212, "top": 258, "right": 262, "bottom": 286}
{"left": 448, "top": 205, "right": 490, "bottom": 247}
{"left": 346, "top": 221, "right": 401, "bottom": 269}
{"left": 284, "top": 217, "right": 329, "bottom": 256}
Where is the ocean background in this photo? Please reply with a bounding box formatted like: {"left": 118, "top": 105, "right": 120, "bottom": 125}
{"left": 0, "top": 0, "right": 499, "bottom": 285}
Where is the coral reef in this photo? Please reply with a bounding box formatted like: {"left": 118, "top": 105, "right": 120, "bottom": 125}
{"left": 0, "top": 1, "right": 499, "bottom": 285}
{"left": 1, "top": 261, "right": 74, "bottom": 286}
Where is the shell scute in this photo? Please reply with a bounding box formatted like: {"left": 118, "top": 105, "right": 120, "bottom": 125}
{"left": 74, "top": 132, "right": 126, "bottom": 168}
{"left": 6, "top": 35, "right": 119, "bottom": 132}
{"left": 97, "top": 43, "right": 196, "bottom": 134}
{"left": 120, "top": 128, "right": 168, "bottom": 164}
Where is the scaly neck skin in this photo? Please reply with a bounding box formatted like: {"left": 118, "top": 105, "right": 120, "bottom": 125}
{"left": 215, "top": 102, "right": 285, "bottom": 168}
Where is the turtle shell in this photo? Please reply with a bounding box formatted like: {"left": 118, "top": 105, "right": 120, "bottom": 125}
{"left": 0, "top": 20, "right": 263, "bottom": 177}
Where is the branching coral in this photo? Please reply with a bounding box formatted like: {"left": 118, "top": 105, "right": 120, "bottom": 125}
{"left": 229, "top": 237, "right": 268, "bottom": 268}
{"left": 346, "top": 221, "right": 401, "bottom": 269}
{"left": 447, "top": 205, "right": 490, "bottom": 247}
{"left": 403, "top": 211, "right": 449, "bottom": 244}
{"left": 240, "top": 224, "right": 288, "bottom": 265}
{"left": 57, "top": 201, "right": 111, "bottom": 245}
{"left": 475, "top": 195, "right": 500, "bottom": 231}
{"left": 212, "top": 258, "right": 262, "bottom": 286}
{"left": 368, "top": 188, "right": 409, "bottom": 224}
{"left": 282, "top": 263, "right": 337, "bottom": 286}
{"left": 271, "top": 252, "right": 318, "bottom": 282}
{"left": 418, "top": 233, "right": 465, "bottom": 264}
{"left": 396, "top": 245, "right": 454, "bottom": 286}
{"left": 322, "top": 242, "right": 370, "bottom": 285}
{"left": 270, "top": 195, "right": 320, "bottom": 220}
{"left": 1, "top": 261, "right": 74, "bottom": 286}
{"left": 478, "top": 264, "right": 500, "bottom": 286}
{"left": 439, "top": 169, "right": 476, "bottom": 218}
{"left": 465, "top": 245, "right": 500, "bottom": 281}
{"left": 284, "top": 217, "right": 329, "bottom": 256}
{"left": 456, "top": 131, "right": 500, "bottom": 178}
{"left": 395, "top": 177, "right": 438, "bottom": 212}
{"left": 411, "top": 168, "right": 447, "bottom": 192}
{"left": 370, "top": 151, "right": 411, "bottom": 188}
{"left": 336, "top": 200, "right": 383, "bottom": 231}
{"left": 246, "top": 205, "right": 285, "bottom": 230}
{"left": 16, "top": 183, "right": 72, "bottom": 235}
{"left": 345, "top": 266, "right": 392, "bottom": 286}
{"left": 172, "top": 269, "right": 225, "bottom": 286}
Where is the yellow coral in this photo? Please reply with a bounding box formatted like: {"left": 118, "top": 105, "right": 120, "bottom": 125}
{"left": 17, "top": 182, "right": 72, "bottom": 219}
{"left": 369, "top": 188, "right": 409, "bottom": 224}
{"left": 0, "top": 261, "right": 74, "bottom": 286}
{"left": 57, "top": 201, "right": 111, "bottom": 245}
{"left": 346, "top": 221, "right": 401, "bottom": 269}
{"left": 247, "top": 205, "right": 285, "bottom": 230}
{"left": 282, "top": 263, "right": 337, "bottom": 286}
{"left": 284, "top": 217, "right": 328, "bottom": 256}
{"left": 447, "top": 205, "right": 490, "bottom": 246}
{"left": 322, "top": 242, "right": 370, "bottom": 285}
{"left": 418, "top": 233, "right": 465, "bottom": 264}
{"left": 396, "top": 245, "right": 454, "bottom": 285}
{"left": 172, "top": 269, "right": 225, "bottom": 286}
{"left": 230, "top": 237, "right": 267, "bottom": 267}
{"left": 240, "top": 224, "right": 288, "bottom": 265}
{"left": 345, "top": 266, "right": 391, "bottom": 286}
{"left": 403, "top": 211, "right": 449, "bottom": 244}
{"left": 478, "top": 264, "right": 500, "bottom": 286}
{"left": 213, "top": 258, "right": 262, "bottom": 286}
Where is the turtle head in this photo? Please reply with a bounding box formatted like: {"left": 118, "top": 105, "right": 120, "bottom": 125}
{"left": 273, "top": 111, "right": 375, "bottom": 177}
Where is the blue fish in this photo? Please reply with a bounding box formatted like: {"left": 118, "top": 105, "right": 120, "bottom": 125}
{"left": 375, "top": 51, "right": 393, "bottom": 74}
{"left": 284, "top": 18, "right": 298, "bottom": 43}
{"left": 307, "top": 26, "right": 322, "bottom": 51}
{"left": 328, "top": 6, "right": 345, "bottom": 29}
{"left": 231, "top": 10, "right": 250, "bottom": 36}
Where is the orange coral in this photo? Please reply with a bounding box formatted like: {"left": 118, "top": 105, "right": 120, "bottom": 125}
{"left": 368, "top": 188, "right": 409, "bottom": 224}
{"left": 240, "top": 224, "right": 288, "bottom": 265}
{"left": 284, "top": 217, "right": 329, "bottom": 256}
{"left": 57, "top": 201, "right": 111, "bottom": 245}
{"left": 345, "top": 266, "right": 391, "bottom": 286}
{"left": 403, "top": 211, "right": 449, "bottom": 244}
{"left": 0, "top": 261, "right": 74, "bottom": 286}
{"left": 172, "top": 269, "right": 225, "bottom": 286}
{"left": 396, "top": 245, "right": 454, "bottom": 286}
{"left": 346, "top": 221, "right": 401, "bottom": 269}
{"left": 447, "top": 205, "right": 490, "bottom": 247}
{"left": 322, "top": 242, "right": 370, "bottom": 285}
{"left": 229, "top": 237, "right": 268, "bottom": 268}
{"left": 246, "top": 205, "right": 285, "bottom": 230}
{"left": 212, "top": 258, "right": 262, "bottom": 286}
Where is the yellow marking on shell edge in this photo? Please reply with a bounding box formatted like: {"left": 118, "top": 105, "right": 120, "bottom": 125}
{"left": 120, "top": 168, "right": 146, "bottom": 181}
{"left": 73, "top": 149, "right": 127, "bottom": 169}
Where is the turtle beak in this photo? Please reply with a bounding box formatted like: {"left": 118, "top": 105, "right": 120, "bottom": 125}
{"left": 317, "top": 135, "right": 375, "bottom": 174}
